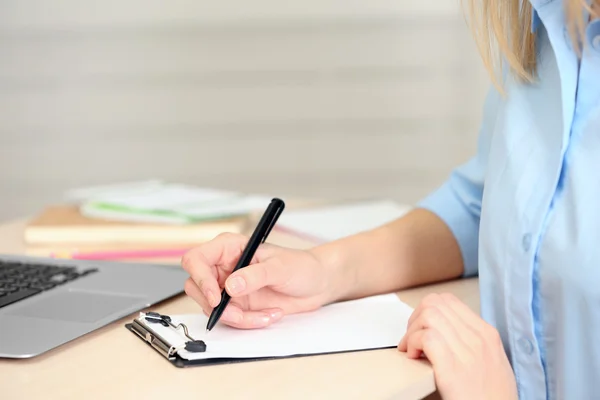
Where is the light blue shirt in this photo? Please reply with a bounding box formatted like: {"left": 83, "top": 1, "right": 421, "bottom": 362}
{"left": 418, "top": 1, "right": 600, "bottom": 399}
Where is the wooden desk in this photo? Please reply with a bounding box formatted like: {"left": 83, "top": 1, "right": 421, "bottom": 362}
{"left": 0, "top": 218, "right": 479, "bottom": 400}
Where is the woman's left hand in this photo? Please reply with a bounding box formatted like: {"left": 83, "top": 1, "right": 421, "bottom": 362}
{"left": 398, "top": 293, "right": 518, "bottom": 400}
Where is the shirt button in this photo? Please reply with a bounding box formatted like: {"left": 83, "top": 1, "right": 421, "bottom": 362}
{"left": 593, "top": 35, "right": 600, "bottom": 51}
{"left": 518, "top": 337, "right": 534, "bottom": 355}
{"left": 522, "top": 233, "right": 532, "bottom": 252}
{"left": 587, "top": 20, "right": 600, "bottom": 50}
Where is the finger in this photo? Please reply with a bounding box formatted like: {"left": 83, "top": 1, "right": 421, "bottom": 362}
{"left": 181, "top": 251, "right": 222, "bottom": 308}
{"left": 184, "top": 277, "right": 214, "bottom": 315}
{"left": 398, "top": 301, "right": 436, "bottom": 351}
{"left": 183, "top": 233, "right": 281, "bottom": 288}
{"left": 405, "top": 328, "right": 454, "bottom": 371}
{"left": 400, "top": 293, "right": 460, "bottom": 349}
{"left": 405, "top": 293, "right": 444, "bottom": 329}
{"left": 196, "top": 233, "right": 279, "bottom": 272}
{"left": 439, "top": 293, "right": 486, "bottom": 334}
{"left": 184, "top": 233, "right": 248, "bottom": 269}
{"left": 224, "top": 259, "right": 292, "bottom": 298}
{"left": 398, "top": 303, "right": 466, "bottom": 355}
{"left": 218, "top": 302, "right": 284, "bottom": 329}
{"left": 439, "top": 293, "right": 502, "bottom": 352}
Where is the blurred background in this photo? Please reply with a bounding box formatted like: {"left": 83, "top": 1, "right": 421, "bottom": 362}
{"left": 0, "top": 0, "right": 489, "bottom": 223}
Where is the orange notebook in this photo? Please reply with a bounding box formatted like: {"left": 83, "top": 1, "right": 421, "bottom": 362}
{"left": 24, "top": 205, "right": 247, "bottom": 245}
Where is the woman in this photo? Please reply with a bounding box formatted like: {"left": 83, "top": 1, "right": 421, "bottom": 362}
{"left": 182, "top": 0, "right": 600, "bottom": 398}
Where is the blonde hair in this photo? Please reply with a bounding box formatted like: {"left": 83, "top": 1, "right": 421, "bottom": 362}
{"left": 465, "top": 0, "right": 598, "bottom": 90}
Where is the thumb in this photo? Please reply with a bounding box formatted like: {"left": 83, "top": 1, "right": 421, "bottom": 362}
{"left": 225, "top": 259, "right": 290, "bottom": 297}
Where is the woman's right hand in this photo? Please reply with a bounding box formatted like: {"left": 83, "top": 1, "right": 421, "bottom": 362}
{"left": 181, "top": 232, "right": 338, "bottom": 329}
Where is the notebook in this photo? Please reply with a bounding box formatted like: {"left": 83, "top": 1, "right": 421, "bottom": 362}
{"left": 126, "top": 293, "right": 413, "bottom": 367}
{"left": 275, "top": 200, "right": 412, "bottom": 243}
{"left": 24, "top": 205, "right": 246, "bottom": 245}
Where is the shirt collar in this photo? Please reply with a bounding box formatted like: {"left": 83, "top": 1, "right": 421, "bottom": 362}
{"left": 530, "top": 0, "right": 596, "bottom": 33}
{"left": 528, "top": 0, "right": 555, "bottom": 33}
{"left": 532, "top": 8, "right": 542, "bottom": 33}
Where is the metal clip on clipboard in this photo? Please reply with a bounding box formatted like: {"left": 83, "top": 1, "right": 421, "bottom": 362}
{"left": 129, "top": 312, "right": 206, "bottom": 361}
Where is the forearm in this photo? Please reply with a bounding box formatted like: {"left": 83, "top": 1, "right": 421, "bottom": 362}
{"left": 311, "top": 208, "right": 465, "bottom": 302}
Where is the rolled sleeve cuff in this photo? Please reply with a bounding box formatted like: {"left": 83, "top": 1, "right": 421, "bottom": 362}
{"left": 416, "top": 181, "right": 480, "bottom": 278}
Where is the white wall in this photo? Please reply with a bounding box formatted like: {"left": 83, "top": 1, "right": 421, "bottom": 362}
{"left": 0, "top": 0, "right": 489, "bottom": 222}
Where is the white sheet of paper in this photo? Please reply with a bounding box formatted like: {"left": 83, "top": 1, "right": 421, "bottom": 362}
{"left": 138, "top": 294, "right": 413, "bottom": 361}
{"left": 276, "top": 200, "right": 412, "bottom": 243}
{"left": 75, "top": 182, "right": 273, "bottom": 223}
{"left": 64, "top": 180, "right": 164, "bottom": 202}
{"left": 90, "top": 184, "right": 239, "bottom": 209}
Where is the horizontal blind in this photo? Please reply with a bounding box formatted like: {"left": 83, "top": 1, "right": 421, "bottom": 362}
{"left": 0, "top": 1, "right": 489, "bottom": 221}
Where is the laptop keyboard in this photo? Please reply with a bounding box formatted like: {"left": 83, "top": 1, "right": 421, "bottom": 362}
{"left": 0, "top": 261, "right": 98, "bottom": 309}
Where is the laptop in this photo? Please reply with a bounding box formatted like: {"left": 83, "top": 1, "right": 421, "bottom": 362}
{"left": 0, "top": 253, "right": 189, "bottom": 358}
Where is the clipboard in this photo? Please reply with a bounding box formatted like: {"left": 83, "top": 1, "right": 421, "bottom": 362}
{"left": 125, "top": 294, "right": 415, "bottom": 368}
{"left": 126, "top": 312, "right": 270, "bottom": 368}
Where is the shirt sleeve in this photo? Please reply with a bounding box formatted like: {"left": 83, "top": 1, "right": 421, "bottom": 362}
{"left": 416, "top": 86, "right": 500, "bottom": 278}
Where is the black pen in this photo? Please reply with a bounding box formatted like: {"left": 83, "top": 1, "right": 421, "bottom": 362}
{"left": 205, "top": 197, "right": 285, "bottom": 332}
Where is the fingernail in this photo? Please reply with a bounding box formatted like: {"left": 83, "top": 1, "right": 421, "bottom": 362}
{"left": 270, "top": 310, "right": 283, "bottom": 320}
{"left": 253, "top": 314, "right": 271, "bottom": 327}
{"left": 226, "top": 276, "right": 246, "bottom": 295}
{"left": 222, "top": 308, "right": 242, "bottom": 323}
{"left": 206, "top": 290, "right": 216, "bottom": 307}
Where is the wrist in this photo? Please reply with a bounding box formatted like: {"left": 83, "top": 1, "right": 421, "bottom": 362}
{"left": 308, "top": 243, "right": 357, "bottom": 305}
{"left": 306, "top": 217, "right": 420, "bottom": 305}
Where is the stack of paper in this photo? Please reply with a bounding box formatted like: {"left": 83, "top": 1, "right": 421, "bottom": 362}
{"left": 23, "top": 205, "right": 246, "bottom": 245}
{"left": 68, "top": 181, "right": 272, "bottom": 225}
{"left": 275, "top": 199, "right": 412, "bottom": 243}
{"left": 24, "top": 181, "right": 275, "bottom": 246}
